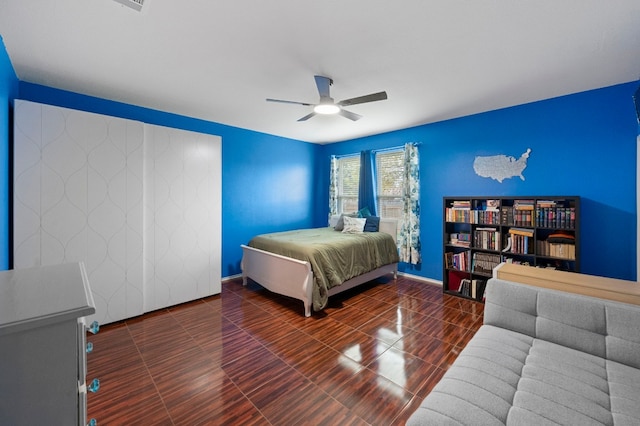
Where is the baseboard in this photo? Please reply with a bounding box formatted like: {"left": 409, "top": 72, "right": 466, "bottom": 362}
{"left": 222, "top": 273, "right": 242, "bottom": 282}
{"left": 397, "top": 271, "right": 442, "bottom": 286}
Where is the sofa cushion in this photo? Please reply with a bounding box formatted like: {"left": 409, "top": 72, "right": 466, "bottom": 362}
{"left": 606, "top": 305, "right": 640, "bottom": 369}
{"left": 483, "top": 278, "right": 538, "bottom": 337}
{"left": 408, "top": 278, "right": 640, "bottom": 426}
{"left": 406, "top": 326, "right": 532, "bottom": 426}
{"left": 608, "top": 360, "right": 640, "bottom": 424}
{"left": 516, "top": 339, "right": 612, "bottom": 425}
{"left": 536, "top": 288, "right": 607, "bottom": 358}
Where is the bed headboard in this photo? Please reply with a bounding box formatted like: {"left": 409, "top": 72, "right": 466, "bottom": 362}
{"left": 329, "top": 215, "right": 398, "bottom": 244}
{"left": 379, "top": 219, "right": 399, "bottom": 244}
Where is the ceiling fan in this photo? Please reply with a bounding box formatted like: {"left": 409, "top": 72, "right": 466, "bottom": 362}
{"left": 266, "top": 75, "right": 388, "bottom": 122}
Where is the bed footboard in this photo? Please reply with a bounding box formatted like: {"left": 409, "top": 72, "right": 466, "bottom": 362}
{"left": 241, "top": 244, "right": 315, "bottom": 316}
{"left": 241, "top": 241, "right": 398, "bottom": 317}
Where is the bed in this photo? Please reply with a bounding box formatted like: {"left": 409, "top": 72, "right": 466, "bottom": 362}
{"left": 240, "top": 215, "right": 399, "bottom": 316}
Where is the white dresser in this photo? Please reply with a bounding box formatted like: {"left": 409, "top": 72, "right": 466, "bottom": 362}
{"left": 0, "top": 263, "right": 97, "bottom": 425}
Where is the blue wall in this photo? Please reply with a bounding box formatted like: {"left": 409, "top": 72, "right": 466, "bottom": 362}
{"left": 15, "top": 83, "right": 320, "bottom": 277}
{"left": 319, "top": 82, "right": 639, "bottom": 281}
{"left": 0, "top": 37, "right": 19, "bottom": 270}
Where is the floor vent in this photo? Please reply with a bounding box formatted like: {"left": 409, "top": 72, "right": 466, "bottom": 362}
{"left": 113, "top": 0, "right": 145, "bottom": 11}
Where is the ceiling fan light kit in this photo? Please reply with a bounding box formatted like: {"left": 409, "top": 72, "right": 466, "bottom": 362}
{"left": 267, "top": 75, "right": 387, "bottom": 122}
{"left": 314, "top": 103, "right": 340, "bottom": 115}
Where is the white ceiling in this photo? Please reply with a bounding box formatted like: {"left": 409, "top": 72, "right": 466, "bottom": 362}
{"left": 1, "top": 1, "right": 639, "bottom": 144}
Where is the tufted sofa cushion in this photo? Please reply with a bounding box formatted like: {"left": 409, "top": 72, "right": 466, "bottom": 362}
{"left": 407, "top": 279, "right": 640, "bottom": 425}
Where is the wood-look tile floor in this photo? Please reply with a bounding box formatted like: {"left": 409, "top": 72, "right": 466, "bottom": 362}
{"left": 87, "top": 275, "right": 484, "bottom": 425}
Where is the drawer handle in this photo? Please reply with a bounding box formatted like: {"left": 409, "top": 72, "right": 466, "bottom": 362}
{"left": 88, "top": 321, "right": 100, "bottom": 335}
{"left": 88, "top": 378, "right": 100, "bottom": 393}
{"left": 87, "top": 419, "right": 97, "bottom": 426}
{"left": 86, "top": 342, "right": 94, "bottom": 353}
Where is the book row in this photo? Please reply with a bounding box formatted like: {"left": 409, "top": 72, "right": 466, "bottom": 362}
{"left": 445, "top": 206, "right": 576, "bottom": 229}
{"left": 446, "top": 239, "right": 575, "bottom": 273}
{"left": 445, "top": 251, "right": 502, "bottom": 275}
{"left": 448, "top": 232, "right": 471, "bottom": 247}
{"left": 536, "top": 240, "right": 576, "bottom": 260}
{"left": 503, "top": 234, "right": 533, "bottom": 255}
{"left": 445, "top": 251, "right": 469, "bottom": 272}
{"left": 536, "top": 207, "right": 576, "bottom": 229}
{"left": 456, "top": 278, "right": 487, "bottom": 301}
{"left": 448, "top": 228, "right": 574, "bottom": 255}
{"left": 475, "top": 228, "right": 500, "bottom": 251}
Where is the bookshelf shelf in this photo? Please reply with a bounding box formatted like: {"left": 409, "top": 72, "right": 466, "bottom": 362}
{"left": 443, "top": 196, "right": 580, "bottom": 302}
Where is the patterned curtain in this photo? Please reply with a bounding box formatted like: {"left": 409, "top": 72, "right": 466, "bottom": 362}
{"left": 399, "top": 143, "right": 421, "bottom": 264}
{"left": 328, "top": 155, "right": 339, "bottom": 223}
{"left": 358, "top": 150, "right": 378, "bottom": 216}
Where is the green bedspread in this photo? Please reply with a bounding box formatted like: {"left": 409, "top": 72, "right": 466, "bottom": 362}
{"left": 248, "top": 227, "right": 399, "bottom": 311}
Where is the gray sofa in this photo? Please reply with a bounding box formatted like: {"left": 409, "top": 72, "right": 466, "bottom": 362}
{"left": 407, "top": 278, "right": 640, "bottom": 425}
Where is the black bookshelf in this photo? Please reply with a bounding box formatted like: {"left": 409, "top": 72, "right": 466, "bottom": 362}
{"left": 443, "top": 196, "right": 580, "bottom": 301}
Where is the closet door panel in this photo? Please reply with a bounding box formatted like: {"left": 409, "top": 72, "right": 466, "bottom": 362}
{"left": 14, "top": 100, "right": 145, "bottom": 325}
{"left": 40, "top": 107, "right": 89, "bottom": 268}
{"left": 124, "top": 120, "right": 145, "bottom": 317}
{"left": 14, "top": 101, "right": 220, "bottom": 323}
{"left": 143, "top": 124, "right": 221, "bottom": 311}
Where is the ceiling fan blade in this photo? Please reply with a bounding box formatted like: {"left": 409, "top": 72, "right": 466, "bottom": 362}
{"left": 266, "top": 98, "right": 313, "bottom": 106}
{"left": 297, "top": 112, "right": 317, "bottom": 122}
{"left": 338, "top": 91, "right": 388, "bottom": 107}
{"left": 338, "top": 109, "right": 362, "bottom": 121}
{"left": 314, "top": 76, "right": 332, "bottom": 99}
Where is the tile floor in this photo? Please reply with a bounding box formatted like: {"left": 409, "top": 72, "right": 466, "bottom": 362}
{"left": 87, "top": 275, "right": 484, "bottom": 425}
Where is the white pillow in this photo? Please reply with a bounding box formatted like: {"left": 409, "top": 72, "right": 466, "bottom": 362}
{"left": 342, "top": 216, "right": 366, "bottom": 234}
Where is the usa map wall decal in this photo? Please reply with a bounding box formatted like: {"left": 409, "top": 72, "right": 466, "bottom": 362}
{"left": 473, "top": 148, "right": 532, "bottom": 183}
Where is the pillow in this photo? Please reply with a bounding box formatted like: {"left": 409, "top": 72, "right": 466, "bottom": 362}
{"left": 364, "top": 216, "right": 380, "bottom": 232}
{"left": 357, "top": 207, "right": 372, "bottom": 218}
{"left": 342, "top": 216, "right": 366, "bottom": 234}
{"left": 334, "top": 213, "right": 357, "bottom": 231}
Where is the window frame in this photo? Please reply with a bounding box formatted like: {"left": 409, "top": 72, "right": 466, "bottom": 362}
{"left": 335, "top": 154, "right": 360, "bottom": 215}
{"left": 374, "top": 147, "right": 405, "bottom": 220}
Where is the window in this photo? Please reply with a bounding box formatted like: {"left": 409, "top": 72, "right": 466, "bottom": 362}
{"left": 336, "top": 155, "right": 360, "bottom": 214}
{"left": 332, "top": 148, "right": 406, "bottom": 218}
{"left": 376, "top": 149, "right": 404, "bottom": 219}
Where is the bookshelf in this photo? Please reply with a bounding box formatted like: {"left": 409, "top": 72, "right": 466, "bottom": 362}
{"left": 443, "top": 196, "right": 580, "bottom": 301}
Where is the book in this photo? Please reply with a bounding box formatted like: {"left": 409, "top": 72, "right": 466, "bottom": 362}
{"left": 514, "top": 199, "right": 535, "bottom": 210}
{"left": 472, "top": 279, "right": 487, "bottom": 301}
{"left": 451, "top": 200, "right": 471, "bottom": 209}
{"left": 500, "top": 206, "right": 514, "bottom": 226}
{"left": 508, "top": 227, "right": 534, "bottom": 237}
{"left": 459, "top": 279, "right": 471, "bottom": 297}
{"left": 485, "top": 199, "right": 500, "bottom": 211}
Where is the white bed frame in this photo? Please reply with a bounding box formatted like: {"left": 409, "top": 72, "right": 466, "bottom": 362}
{"left": 240, "top": 217, "right": 399, "bottom": 317}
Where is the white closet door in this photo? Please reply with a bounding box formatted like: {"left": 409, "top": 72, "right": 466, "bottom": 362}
{"left": 14, "top": 100, "right": 145, "bottom": 324}
{"left": 143, "top": 124, "right": 221, "bottom": 311}
{"left": 13, "top": 101, "right": 221, "bottom": 323}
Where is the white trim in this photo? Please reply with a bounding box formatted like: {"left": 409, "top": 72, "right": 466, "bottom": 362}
{"left": 222, "top": 274, "right": 243, "bottom": 282}
{"left": 397, "top": 272, "right": 442, "bottom": 286}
